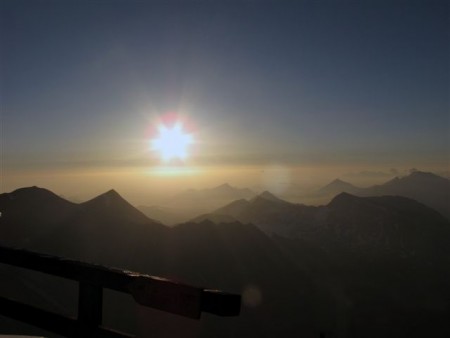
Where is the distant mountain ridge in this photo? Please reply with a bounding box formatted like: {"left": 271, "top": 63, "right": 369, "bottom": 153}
{"left": 317, "top": 178, "right": 360, "bottom": 195}
{"left": 317, "top": 171, "right": 450, "bottom": 219}
{"left": 251, "top": 190, "right": 288, "bottom": 203}
{"left": 197, "top": 190, "right": 450, "bottom": 256}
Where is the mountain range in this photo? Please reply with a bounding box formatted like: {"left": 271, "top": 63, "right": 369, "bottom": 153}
{"left": 0, "top": 175, "right": 449, "bottom": 337}
{"left": 316, "top": 171, "right": 450, "bottom": 220}
{"left": 195, "top": 190, "right": 450, "bottom": 257}
{"left": 0, "top": 187, "right": 166, "bottom": 266}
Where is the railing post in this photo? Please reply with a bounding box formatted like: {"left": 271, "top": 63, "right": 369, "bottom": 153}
{"left": 78, "top": 282, "right": 103, "bottom": 337}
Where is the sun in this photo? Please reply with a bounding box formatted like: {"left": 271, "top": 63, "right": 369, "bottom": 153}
{"left": 151, "top": 122, "right": 193, "bottom": 162}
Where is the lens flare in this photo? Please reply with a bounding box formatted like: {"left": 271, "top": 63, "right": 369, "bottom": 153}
{"left": 242, "top": 285, "right": 263, "bottom": 308}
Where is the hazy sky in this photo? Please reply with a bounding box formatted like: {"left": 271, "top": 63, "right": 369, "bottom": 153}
{"left": 1, "top": 0, "right": 449, "bottom": 202}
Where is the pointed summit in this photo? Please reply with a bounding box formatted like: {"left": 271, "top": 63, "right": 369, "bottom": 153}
{"left": 105, "top": 188, "right": 120, "bottom": 195}
{"left": 328, "top": 192, "right": 360, "bottom": 207}
{"left": 318, "top": 179, "right": 359, "bottom": 195}
{"left": 81, "top": 189, "right": 152, "bottom": 224}
{"left": 256, "top": 191, "right": 284, "bottom": 203}
{"left": 100, "top": 189, "right": 122, "bottom": 200}
{"left": 249, "top": 191, "right": 292, "bottom": 208}
{"left": 83, "top": 189, "right": 126, "bottom": 207}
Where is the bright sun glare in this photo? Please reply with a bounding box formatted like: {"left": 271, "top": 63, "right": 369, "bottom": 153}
{"left": 151, "top": 122, "right": 193, "bottom": 162}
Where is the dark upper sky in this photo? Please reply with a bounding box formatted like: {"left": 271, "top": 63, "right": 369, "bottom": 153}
{"left": 1, "top": 0, "right": 449, "bottom": 180}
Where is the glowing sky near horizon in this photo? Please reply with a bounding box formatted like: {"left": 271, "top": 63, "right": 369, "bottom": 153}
{"left": 1, "top": 0, "right": 449, "bottom": 197}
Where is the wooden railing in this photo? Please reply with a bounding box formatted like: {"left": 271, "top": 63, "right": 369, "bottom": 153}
{"left": 0, "top": 246, "right": 241, "bottom": 338}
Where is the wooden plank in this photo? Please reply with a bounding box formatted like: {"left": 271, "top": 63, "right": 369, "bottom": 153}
{"left": 0, "top": 296, "right": 133, "bottom": 338}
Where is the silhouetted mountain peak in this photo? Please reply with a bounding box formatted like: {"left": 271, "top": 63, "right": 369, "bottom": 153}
{"left": 103, "top": 189, "right": 121, "bottom": 198}
{"left": 404, "top": 171, "right": 449, "bottom": 184}
{"left": 9, "top": 186, "right": 63, "bottom": 199}
{"left": 82, "top": 189, "right": 132, "bottom": 208}
{"left": 256, "top": 191, "right": 284, "bottom": 203}
{"left": 318, "top": 178, "right": 358, "bottom": 194}
{"left": 409, "top": 171, "right": 439, "bottom": 178}
{"left": 78, "top": 189, "right": 163, "bottom": 226}
{"left": 333, "top": 191, "right": 355, "bottom": 198}
{"left": 387, "top": 171, "right": 447, "bottom": 185}
{"left": 351, "top": 171, "right": 450, "bottom": 220}
{"left": 0, "top": 187, "right": 79, "bottom": 246}
{"left": 328, "top": 192, "right": 360, "bottom": 207}
{"left": 380, "top": 171, "right": 450, "bottom": 190}
{"left": 1, "top": 186, "right": 75, "bottom": 208}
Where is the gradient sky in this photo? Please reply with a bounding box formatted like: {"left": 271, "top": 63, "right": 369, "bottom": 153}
{"left": 1, "top": 0, "right": 449, "bottom": 202}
